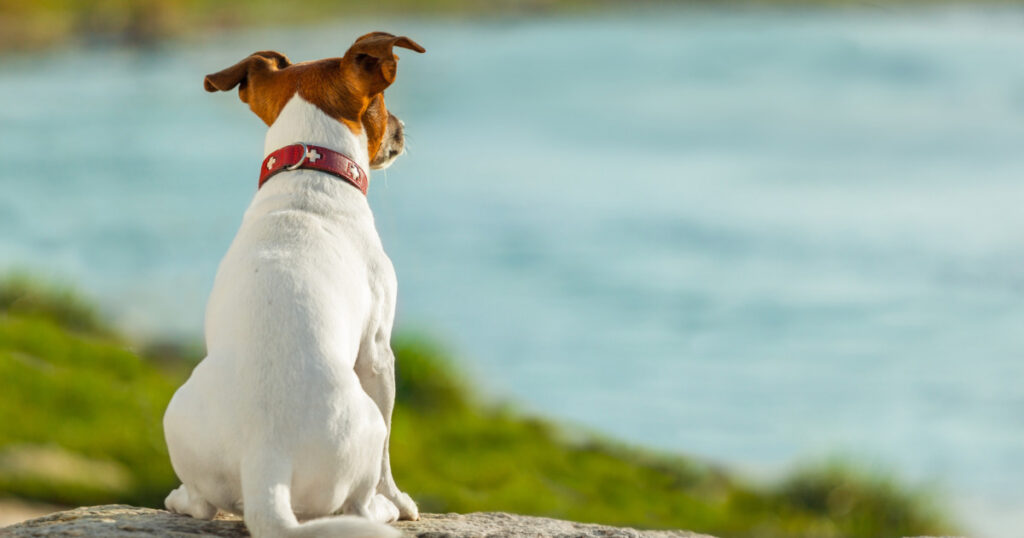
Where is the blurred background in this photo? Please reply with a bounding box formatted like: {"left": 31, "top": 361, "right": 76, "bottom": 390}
{"left": 1, "top": 1, "right": 1022, "bottom": 537}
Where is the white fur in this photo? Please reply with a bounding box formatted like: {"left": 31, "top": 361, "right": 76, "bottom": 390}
{"left": 163, "top": 96, "right": 416, "bottom": 538}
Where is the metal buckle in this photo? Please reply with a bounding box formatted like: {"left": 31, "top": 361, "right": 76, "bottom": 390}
{"left": 285, "top": 143, "right": 309, "bottom": 171}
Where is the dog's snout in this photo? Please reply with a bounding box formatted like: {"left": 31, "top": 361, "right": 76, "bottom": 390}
{"left": 370, "top": 113, "right": 407, "bottom": 170}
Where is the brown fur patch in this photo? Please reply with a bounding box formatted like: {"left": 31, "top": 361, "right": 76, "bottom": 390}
{"left": 203, "top": 33, "right": 424, "bottom": 163}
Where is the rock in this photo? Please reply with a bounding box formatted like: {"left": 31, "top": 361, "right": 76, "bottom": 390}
{"left": 0, "top": 504, "right": 715, "bottom": 537}
{"left": 393, "top": 512, "right": 711, "bottom": 537}
{"left": 0, "top": 505, "right": 248, "bottom": 537}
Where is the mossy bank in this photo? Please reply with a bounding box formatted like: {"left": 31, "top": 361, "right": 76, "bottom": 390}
{"left": 0, "top": 278, "right": 954, "bottom": 537}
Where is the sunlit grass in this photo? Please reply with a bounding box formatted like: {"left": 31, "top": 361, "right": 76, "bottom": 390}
{"left": 0, "top": 278, "right": 954, "bottom": 537}
{"left": 2, "top": 0, "right": 1019, "bottom": 52}
{"left": 0, "top": 0, "right": 606, "bottom": 51}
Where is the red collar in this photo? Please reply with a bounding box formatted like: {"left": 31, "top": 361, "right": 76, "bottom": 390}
{"left": 259, "top": 143, "right": 368, "bottom": 195}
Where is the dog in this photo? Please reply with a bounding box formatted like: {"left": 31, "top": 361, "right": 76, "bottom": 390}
{"left": 162, "top": 32, "right": 424, "bottom": 538}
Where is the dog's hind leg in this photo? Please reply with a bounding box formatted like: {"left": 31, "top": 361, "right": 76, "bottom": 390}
{"left": 165, "top": 484, "right": 217, "bottom": 520}
{"left": 241, "top": 452, "right": 398, "bottom": 538}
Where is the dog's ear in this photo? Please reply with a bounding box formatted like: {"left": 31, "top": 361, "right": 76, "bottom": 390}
{"left": 342, "top": 33, "right": 424, "bottom": 96}
{"left": 203, "top": 51, "right": 292, "bottom": 100}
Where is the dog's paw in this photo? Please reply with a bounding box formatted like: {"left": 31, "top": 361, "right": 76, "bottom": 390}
{"left": 391, "top": 491, "right": 419, "bottom": 521}
{"left": 165, "top": 485, "right": 189, "bottom": 514}
{"left": 165, "top": 484, "right": 217, "bottom": 520}
{"left": 368, "top": 494, "right": 400, "bottom": 523}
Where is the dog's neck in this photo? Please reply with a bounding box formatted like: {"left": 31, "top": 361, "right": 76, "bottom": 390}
{"left": 264, "top": 95, "right": 371, "bottom": 174}
{"left": 251, "top": 95, "right": 374, "bottom": 221}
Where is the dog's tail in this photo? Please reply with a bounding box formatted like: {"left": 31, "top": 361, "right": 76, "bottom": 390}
{"left": 241, "top": 455, "right": 399, "bottom": 538}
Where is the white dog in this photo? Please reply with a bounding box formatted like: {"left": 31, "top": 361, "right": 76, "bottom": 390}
{"left": 162, "top": 32, "right": 424, "bottom": 538}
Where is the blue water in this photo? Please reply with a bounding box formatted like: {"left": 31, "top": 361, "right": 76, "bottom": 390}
{"left": 2, "top": 7, "right": 1023, "bottom": 536}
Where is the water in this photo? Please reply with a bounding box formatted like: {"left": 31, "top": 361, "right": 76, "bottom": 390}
{"left": 2, "top": 7, "right": 1023, "bottom": 536}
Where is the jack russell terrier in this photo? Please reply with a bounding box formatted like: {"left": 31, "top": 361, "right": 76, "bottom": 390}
{"left": 162, "top": 32, "right": 424, "bottom": 538}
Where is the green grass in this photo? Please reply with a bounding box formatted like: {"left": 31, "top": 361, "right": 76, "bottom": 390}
{"left": 0, "top": 0, "right": 608, "bottom": 51}
{"left": 0, "top": 278, "right": 954, "bottom": 537}
{"left": 0, "top": 279, "right": 177, "bottom": 506}
{"left": 1, "top": 0, "right": 1020, "bottom": 52}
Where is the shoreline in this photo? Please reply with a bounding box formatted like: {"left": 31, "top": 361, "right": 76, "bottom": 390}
{"left": 2, "top": 1, "right": 1021, "bottom": 54}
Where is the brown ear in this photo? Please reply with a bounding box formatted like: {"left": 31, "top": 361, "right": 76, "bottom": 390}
{"left": 343, "top": 32, "right": 425, "bottom": 95}
{"left": 203, "top": 50, "right": 292, "bottom": 97}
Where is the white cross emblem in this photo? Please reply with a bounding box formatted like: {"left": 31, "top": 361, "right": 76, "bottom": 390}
{"left": 306, "top": 149, "right": 321, "bottom": 163}
{"left": 349, "top": 163, "right": 360, "bottom": 179}
{"left": 266, "top": 157, "right": 276, "bottom": 170}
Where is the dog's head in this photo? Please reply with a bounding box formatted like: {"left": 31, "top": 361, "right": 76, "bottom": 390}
{"left": 204, "top": 32, "right": 424, "bottom": 170}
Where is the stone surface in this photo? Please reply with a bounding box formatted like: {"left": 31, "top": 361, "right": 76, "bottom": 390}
{"left": 392, "top": 512, "right": 711, "bottom": 537}
{"left": 0, "top": 505, "right": 249, "bottom": 537}
{"left": 0, "top": 504, "right": 715, "bottom": 537}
